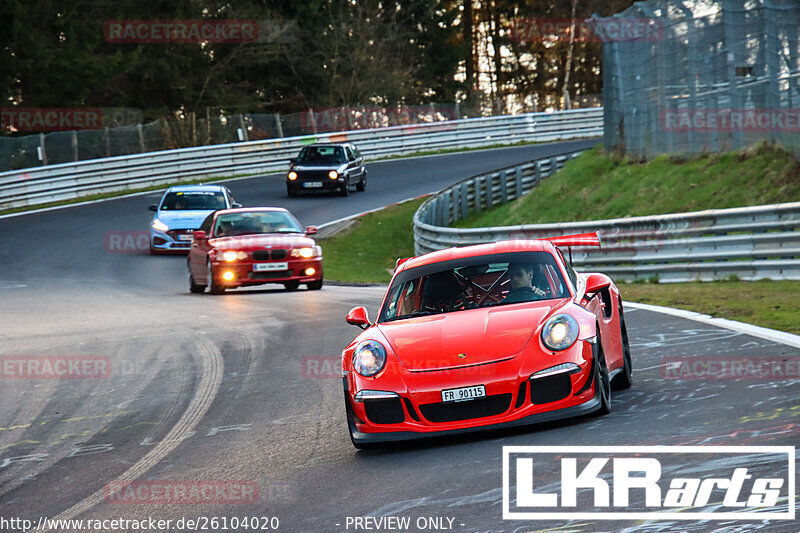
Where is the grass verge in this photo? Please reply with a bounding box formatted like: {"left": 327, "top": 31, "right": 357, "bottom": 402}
{"left": 454, "top": 142, "right": 800, "bottom": 228}
{"left": 622, "top": 279, "right": 800, "bottom": 335}
{"left": 319, "top": 198, "right": 425, "bottom": 283}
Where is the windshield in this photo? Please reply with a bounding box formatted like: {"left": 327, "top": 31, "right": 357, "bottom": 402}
{"left": 379, "top": 252, "right": 570, "bottom": 323}
{"left": 160, "top": 191, "right": 226, "bottom": 211}
{"left": 296, "top": 145, "right": 346, "bottom": 165}
{"left": 212, "top": 211, "right": 302, "bottom": 237}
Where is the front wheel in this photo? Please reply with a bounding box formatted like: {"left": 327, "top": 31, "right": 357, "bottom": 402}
{"left": 356, "top": 171, "right": 367, "bottom": 192}
{"left": 339, "top": 177, "right": 350, "bottom": 196}
{"left": 189, "top": 267, "right": 205, "bottom": 293}
{"left": 307, "top": 277, "right": 323, "bottom": 290}
{"left": 207, "top": 261, "right": 225, "bottom": 295}
{"left": 594, "top": 333, "right": 612, "bottom": 415}
{"left": 283, "top": 280, "right": 300, "bottom": 291}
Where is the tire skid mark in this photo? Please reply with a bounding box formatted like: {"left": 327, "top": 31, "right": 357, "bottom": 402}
{"left": 40, "top": 334, "right": 223, "bottom": 530}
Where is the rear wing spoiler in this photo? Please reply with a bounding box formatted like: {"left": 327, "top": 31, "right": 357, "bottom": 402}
{"left": 543, "top": 232, "right": 601, "bottom": 248}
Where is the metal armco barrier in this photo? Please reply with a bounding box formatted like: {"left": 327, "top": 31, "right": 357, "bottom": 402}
{"left": 413, "top": 151, "right": 800, "bottom": 282}
{"left": 0, "top": 108, "right": 602, "bottom": 210}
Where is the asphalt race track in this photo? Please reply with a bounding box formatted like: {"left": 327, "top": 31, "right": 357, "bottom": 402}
{"left": 1, "top": 140, "right": 798, "bottom": 533}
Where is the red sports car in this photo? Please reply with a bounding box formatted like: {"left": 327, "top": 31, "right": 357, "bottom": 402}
{"left": 187, "top": 207, "right": 323, "bottom": 294}
{"left": 341, "top": 233, "right": 632, "bottom": 448}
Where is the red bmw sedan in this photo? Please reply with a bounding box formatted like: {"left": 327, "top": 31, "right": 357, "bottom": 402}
{"left": 187, "top": 207, "right": 323, "bottom": 294}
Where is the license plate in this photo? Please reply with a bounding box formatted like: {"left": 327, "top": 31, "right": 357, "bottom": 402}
{"left": 441, "top": 385, "right": 486, "bottom": 403}
{"left": 178, "top": 234, "right": 193, "bottom": 241}
{"left": 253, "top": 262, "right": 288, "bottom": 272}
{"left": 303, "top": 181, "right": 323, "bottom": 188}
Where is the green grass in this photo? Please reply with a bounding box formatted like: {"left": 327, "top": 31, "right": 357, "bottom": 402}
{"left": 622, "top": 280, "right": 800, "bottom": 334}
{"left": 454, "top": 142, "right": 800, "bottom": 228}
{"left": 319, "top": 197, "right": 425, "bottom": 283}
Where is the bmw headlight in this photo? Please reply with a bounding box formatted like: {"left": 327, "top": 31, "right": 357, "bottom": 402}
{"left": 288, "top": 171, "right": 298, "bottom": 180}
{"left": 151, "top": 219, "right": 169, "bottom": 232}
{"left": 541, "top": 314, "right": 580, "bottom": 351}
{"left": 291, "top": 247, "right": 315, "bottom": 258}
{"left": 328, "top": 170, "right": 338, "bottom": 180}
{"left": 222, "top": 250, "right": 248, "bottom": 262}
{"left": 352, "top": 340, "right": 387, "bottom": 377}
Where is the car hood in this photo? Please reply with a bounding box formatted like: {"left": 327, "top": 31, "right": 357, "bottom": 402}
{"left": 154, "top": 210, "right": 214, "bottom": 230}
{"left": 209, "top": 233, "right": 314, "bottom": 250}
{"left": 294, "top": 164, "right": 346, "bottom": 172}
{"left": 378, "top": 301, "right": 565, "bottom": 371}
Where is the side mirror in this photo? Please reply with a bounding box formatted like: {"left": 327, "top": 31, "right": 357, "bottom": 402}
{"left": 192, "top": 230, "right": 207, "bottom": 241}
{"left": 346, "top": 306, "right": 370, "bottom": 330}
{"left": 232, "top": 202, "right": 242, "bottom": 208}
{"left": 289, "top": 157, "right": 297, "bottom": 165}
{"left": 305, "top": 225, "right": 318, "bottom": 236}
{"left": 585, "top": 273, "right": 612, "bottom": 294}
{"left": 149, "top": 204, "right": 158, "bottom": 211}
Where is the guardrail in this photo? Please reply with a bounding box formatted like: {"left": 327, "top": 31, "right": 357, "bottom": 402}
{"left": 413, "top": 152, "right": 800, "bottom": 282}
{"left": 0, "top": 108, "right": 602, "bottom": 210}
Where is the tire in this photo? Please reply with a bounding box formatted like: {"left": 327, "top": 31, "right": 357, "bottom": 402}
{"left": 339, "top": 177, "right": 350, "bottom": 196}
{"left": 283, "top": 280, "right": 300, "bottom": 291}
{"left": 356, "top": 171, "right": 367, "bottom": 192}
{"left": 594, "top": 331, "right": 612, "bottom": 415}
{"left": 188, "top": 266, "right": 205, "bottom": 293}
{"left": 307, "top": 277, "right": 323, "bottom": 290}
{"left": 287, "top": 187, "right": 297, "bottom": 198}
{"left": 612, "top": 302, "right": 634, "bottom": 390}
{"left": 207, "top": 261, "right": 225, "bottom": 295}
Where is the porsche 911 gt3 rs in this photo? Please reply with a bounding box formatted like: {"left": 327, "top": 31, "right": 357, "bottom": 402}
{"left": 341, "top": 233, "right": 632, "bottom": 448}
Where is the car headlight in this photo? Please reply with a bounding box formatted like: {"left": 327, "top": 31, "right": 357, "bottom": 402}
{"left": 541, "top": 314, "right": 580, "bottom": 351}
{"left": 288, "top": 171, "right": 297, "bottom": 180}
{"left": 291, "top": 247, "right": 315, "bottom": 258}
{"left": 151, "top": 219, "right": 169, "bottom": 232}
{"left": 352, "top": 340, "right": 387, "bottom": 377}
{"left": 222, "top": 250, "right": 248, "bottom": 262}
{"left": 328, "top": 170, "right": 338, "bottom": 180}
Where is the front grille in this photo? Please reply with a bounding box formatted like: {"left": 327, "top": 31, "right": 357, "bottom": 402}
{"left": 364, "top": 398, "right": 405, "bottom": 424}
{"left": 249, "top": 271, "right": 290, "bottom": 280}
{"left": 166, "top": 229, "right": 194, "bottom": 238}
{"left": 420, "top": 394, "right": 512, "bottom": 423}
{"left": 530, "top": 374, "right": 572, "bottom": 405}
{"left": 298, "top": 170, "right": 331, "bottom": 180}
{"left": 252, "top": 249, "right": 288, "bottom": 261}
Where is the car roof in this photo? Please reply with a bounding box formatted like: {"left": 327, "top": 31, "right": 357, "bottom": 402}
{"left": 399, "top": 240, "right": 553, "bottom": 272}
{"left": 213, "top": 207, "right": 290, "bottom": 215}
{"left": 166, "top": 184, "right": 226, "bottom": 192}
{"left": 304, "top": 142, "right": 354, "bottom": 148}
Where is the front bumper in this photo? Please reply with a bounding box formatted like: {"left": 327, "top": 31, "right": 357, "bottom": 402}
{"left": 210, "top": 258, "right": 323, "bottom": 288}
{"left": 287, "top": 177, "right": 346, "bottom": 193}
{"left": 344, "top": 339, "right": 599, "bottom": 444}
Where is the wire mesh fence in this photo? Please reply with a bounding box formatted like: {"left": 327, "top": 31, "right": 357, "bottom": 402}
{"left": 0, "top": 103, "right": 468, "bottom": 171}
{"left": 598, "top": 0, "right": 800, "bottom": 159}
